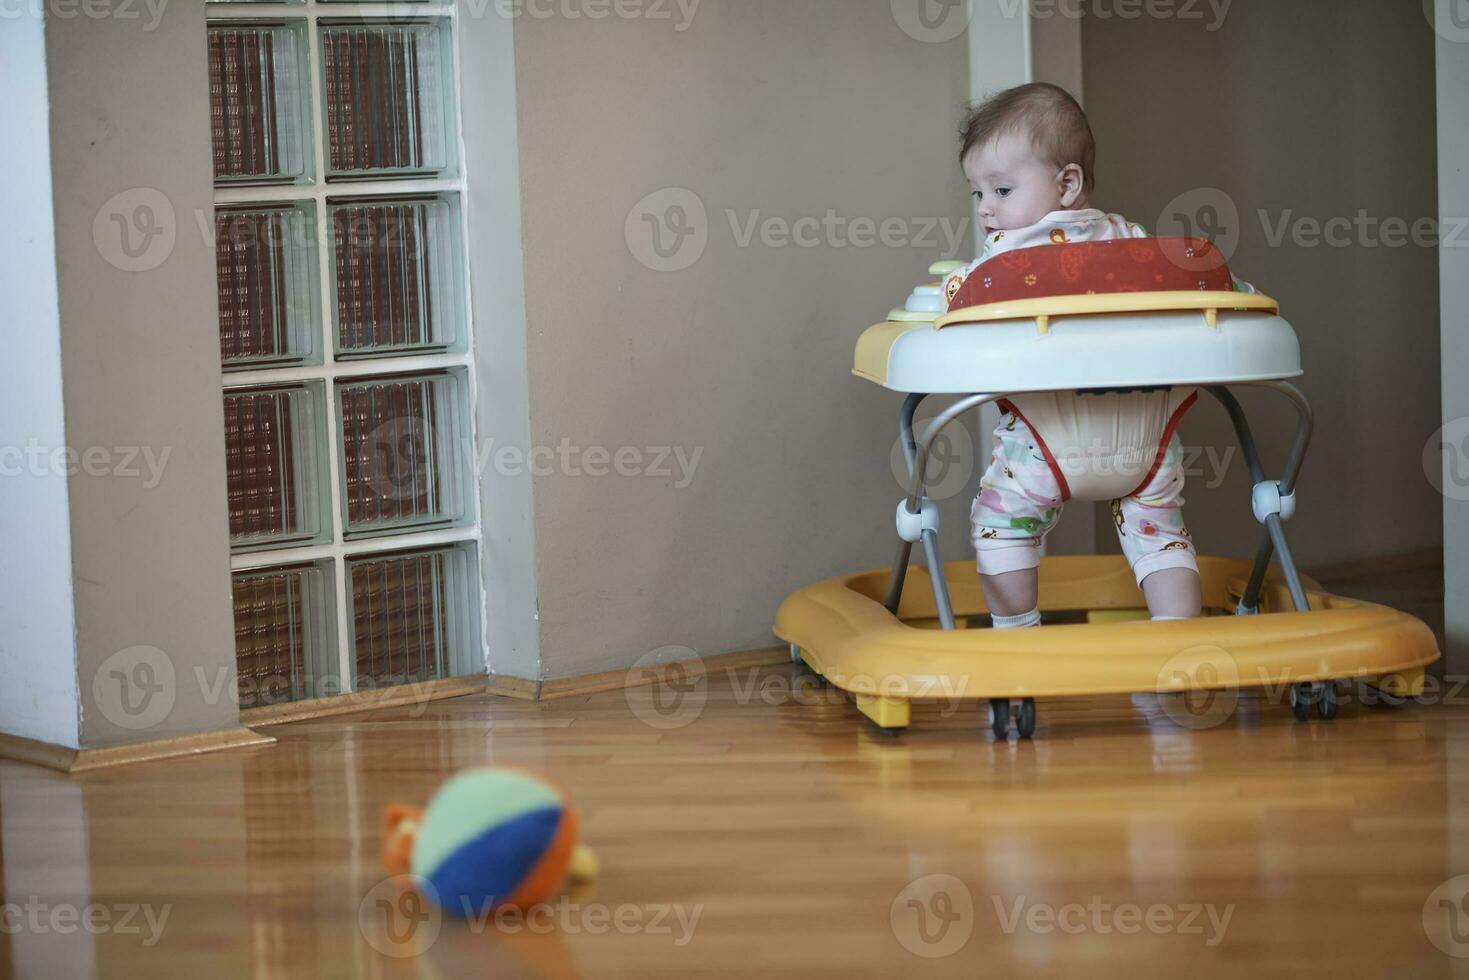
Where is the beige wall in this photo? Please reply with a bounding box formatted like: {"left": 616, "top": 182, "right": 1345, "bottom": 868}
{"left": 512, "top": 0, "right": 973, "bottom": 677}
{"left": 1081, "top": 1, "right": 1442, "bottom": 568}
{"left": 1436, "top": 15, "right": 1468, "bottom": 676}
{"left": 44, "top": 7, "right": 243, "bottom": 746}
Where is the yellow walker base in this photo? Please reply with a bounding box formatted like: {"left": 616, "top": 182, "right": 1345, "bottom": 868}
{"left": 815, "top": 274, "right": 1440, "bottom": 737}
{"left": 774, "top": 555, "right": 1438, "bottom": 736}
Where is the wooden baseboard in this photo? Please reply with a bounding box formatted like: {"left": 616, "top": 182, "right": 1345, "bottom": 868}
{"left": 0, "top": 647, "right": 787, "bottom": 771}
{"left": 536, "top": 646, "right": 790, "bottom": 701}
{"left": 486, "top": 674, "right": 541, "bottom": 700}
{"left": 0, "top": 726, "right": 275, "bottom": 774}
{"left": 1307, "top": 549, "right": 1443, "bottom": 585}
{"left": 241, "top": 674, "right": 490, "bottom": 727}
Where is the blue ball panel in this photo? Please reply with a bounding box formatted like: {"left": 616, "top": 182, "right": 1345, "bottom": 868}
{"left": 423, "top": 805, "right": 565, "bottom": 918}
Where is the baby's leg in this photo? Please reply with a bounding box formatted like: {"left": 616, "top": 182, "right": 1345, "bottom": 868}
{"left": 1113, "top": 434, "right": 1201, "bottom": 620}
{"left": 981, "top": 569, "right": 1040, "bottom": 621}
{"left": 1141, "top": 567, "right": 1202, "bottom": 619}
{"left": 972, "top": 414, "right": 1064, "bottom": 627}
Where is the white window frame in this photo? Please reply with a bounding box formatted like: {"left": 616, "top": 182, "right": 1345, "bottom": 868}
{"left": 208, "top": 0, "right": 484, "bottom": 696}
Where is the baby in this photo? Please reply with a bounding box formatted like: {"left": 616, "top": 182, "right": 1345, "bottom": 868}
{"left": 945, "top": 83, "right": 1208, "bottom": 629}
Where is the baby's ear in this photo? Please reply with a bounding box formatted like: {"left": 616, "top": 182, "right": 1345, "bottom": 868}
{"left": 1057, "top": 164, "right": 1086, "bottom": 208}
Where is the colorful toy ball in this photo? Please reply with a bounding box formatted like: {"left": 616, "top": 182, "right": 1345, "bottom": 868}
{"left": 382, "top": 767, "right": 597, "bottom": 919}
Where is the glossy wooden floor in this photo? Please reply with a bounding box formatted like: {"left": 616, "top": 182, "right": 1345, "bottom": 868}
{"left": 4, "top": 654, "right": 1469, "bottom": 978}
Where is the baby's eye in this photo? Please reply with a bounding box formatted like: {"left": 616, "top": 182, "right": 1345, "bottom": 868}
{"left": 971, "top": 190, "right": 982, "bottom": 202}
{"left": 996, "top": 187, "right": 1012, "bottom": 198}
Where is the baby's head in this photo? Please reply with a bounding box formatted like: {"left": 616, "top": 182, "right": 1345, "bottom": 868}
{"left": 959, "top": 83, "right": 1095, "bottom": 235}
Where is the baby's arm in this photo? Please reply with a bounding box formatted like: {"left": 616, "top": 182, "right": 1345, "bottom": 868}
{"left": 942, "top": 258, "right": 981, "bottom": 307}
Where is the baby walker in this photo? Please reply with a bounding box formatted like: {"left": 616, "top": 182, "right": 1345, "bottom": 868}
{"left": 774, "top": 237, "right": 1439, "bottom": 738}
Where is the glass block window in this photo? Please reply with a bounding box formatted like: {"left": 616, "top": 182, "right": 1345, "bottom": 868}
{"left": 209, "top": 5, "right": 481, "bottom": 707}
{"left": 348, "top": 544, "right": 477, "bottom": 687}
{"left": 337, "top": 372, "right": 470, "bottom": 537}
{"left": 223, "top": 384, "right": 328, "bottom": 549}
{"left": 216, "top": 203, "right": 318, "bottom": 368}
{"left": 207, "top": 22, "right": 311, "bottom": 184}
{"left": 232, "top": 562, "right": 334, "bottom": 708}
{"left": 320, "top": 21, "right": 453, "bottom": 179}
{"left": 329, "top": 195, "right": 463, "bottom": 357}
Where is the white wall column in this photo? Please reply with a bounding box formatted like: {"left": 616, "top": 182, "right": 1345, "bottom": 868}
{"left": 2, "top": 6, "right": 247, "bottom": 752}
{"left": 1436, "top": 7, "right": 1469, "bottom": 677}
{"left": 0, "top": 10, "right": 82, "bottom": 749}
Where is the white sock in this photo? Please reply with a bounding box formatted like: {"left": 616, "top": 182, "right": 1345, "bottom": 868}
{"left": 992, "top": 608, "right": 1042, "bottom": 629}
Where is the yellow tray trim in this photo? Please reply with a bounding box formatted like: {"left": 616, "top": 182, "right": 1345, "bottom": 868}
{"left": 935, "top": 291, "right": 1281, "bottom": 334}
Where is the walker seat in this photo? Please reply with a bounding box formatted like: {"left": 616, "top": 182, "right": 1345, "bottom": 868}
{"left": 775, "top": 238, "right": 1439, "bottom": 738}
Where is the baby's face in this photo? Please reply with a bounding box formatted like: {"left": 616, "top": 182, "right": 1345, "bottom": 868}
{"left": 963, "top": 130, "right": 1082, "bottom": 235}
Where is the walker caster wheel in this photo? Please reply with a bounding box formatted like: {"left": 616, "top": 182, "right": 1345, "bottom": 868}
{"left": 1289, "top": 683, "right": 1315, "bottom": 722}
{"left": 1318, "top": 682, "right": 1339, "bottom": 720}
{"left": 989, "top": 699, "right": 1011, "bottom": 739}
{"left": 1016, "top": 699, "right": 1037, "bottom": 740}
{"left": 789, "top": 646, "right": 824, "bottom": 683}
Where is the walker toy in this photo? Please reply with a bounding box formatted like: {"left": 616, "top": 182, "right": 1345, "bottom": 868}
{"left": 774, "top": 238, "right": 1439, "bottom": 738}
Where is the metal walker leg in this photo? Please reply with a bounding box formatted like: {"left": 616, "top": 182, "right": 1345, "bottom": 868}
{"left": 1205, "top": 382, "right": 1314, "bottom": 613}
{"left": 883, "top": 393, "right": 926, "bottom": 613}
{"left": 883, "top": 384, "right": 1312, "bottom": 624}
{"left": 884, "top": 393, "right": 1002, "bottom": 629}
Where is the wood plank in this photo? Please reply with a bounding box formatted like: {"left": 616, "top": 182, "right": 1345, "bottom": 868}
{"left": 1, "top": 660, "right": 1463, "bottom": 977}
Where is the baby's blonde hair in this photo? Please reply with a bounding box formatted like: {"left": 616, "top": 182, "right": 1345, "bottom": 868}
{"left": 959, "top": 83, "right": 1096, "bottom": 192}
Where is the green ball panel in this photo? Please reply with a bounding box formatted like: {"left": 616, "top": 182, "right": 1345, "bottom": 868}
{"left": 411, "top": 768, "right": 567, "bottom": 879}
